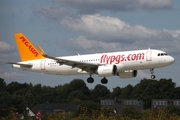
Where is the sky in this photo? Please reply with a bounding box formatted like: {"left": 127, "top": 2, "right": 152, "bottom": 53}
{"left": 0, "top": 0, "right": 180, "bottom": 91}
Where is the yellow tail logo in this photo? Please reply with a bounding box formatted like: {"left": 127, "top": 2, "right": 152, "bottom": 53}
{"left": 14, "top": 33, "right": 44, "bottom": 61}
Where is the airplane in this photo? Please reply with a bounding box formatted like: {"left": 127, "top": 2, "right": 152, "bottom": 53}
{"left": 7, "top": 33, "right": 175, "bottom": 84}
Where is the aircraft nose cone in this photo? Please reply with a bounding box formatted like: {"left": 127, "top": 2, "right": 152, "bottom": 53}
{"left": 169, "top": 56, "right": 175, "bottom": 64}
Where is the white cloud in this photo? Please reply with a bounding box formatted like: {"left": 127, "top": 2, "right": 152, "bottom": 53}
{"left": 0, "top": 41, "right": 13, "bottom": 52}
{"left": 32, "top": 5, "right": 74, "bottom": 21}
{"left": 58, "top": 36, "right": 122, "bottom": 53}
{"left": 0, "top": 41, "right": 15, "bottom": 63}
{"left": 0, "top": 72, "right": 24, "bottom": 79}
{"left": 61, "top": 14, "right": 162, "bottom": 42}
{"left": 163, "top": 29, "right": 180, "bottom": 39}
{"left": 137, "top": 70, "right": 150, "bottom": 79}
{"left": 60, "top": 14, "right": 180, "bottom": 54}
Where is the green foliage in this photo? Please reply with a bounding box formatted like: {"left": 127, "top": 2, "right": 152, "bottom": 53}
{"left": 1, "top": 77, "right": 180, "bottom": 119}
{"left": 121, "top": 84, "right": 133, "bottom": 98}
{"left": 80, "top": 101, "right": 101, "bottom": 114}
{"left": 0, "top": 78, "right": 6, "bottom": 92}
{"left": 121, "top": 106, "right": 141, "bottom": 119}
{"left": 91, "top": 84, "right": 111, "bottom": 102}
{"left": 111, "top": 86, "right": 122, "bottom": 99}
{"left": 165, "top": 105, "right": 180, "bottom": 116}
{"left": 3, "top": 109, "right": 180, "bottom": 120}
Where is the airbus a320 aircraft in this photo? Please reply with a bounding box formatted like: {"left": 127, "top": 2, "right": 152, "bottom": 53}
{"left": 8, "top": 33, "right": 175, "bottom": 84}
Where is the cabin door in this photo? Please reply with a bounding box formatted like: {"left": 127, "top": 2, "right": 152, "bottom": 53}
{"left": 40, "top": 60, "right": 46, "bottom": 70}
{"left": 146, "top": 51, "right": 152, "bottom": 61}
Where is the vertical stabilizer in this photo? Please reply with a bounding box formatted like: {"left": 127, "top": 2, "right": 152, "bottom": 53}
{"left": 14, "top": 33, "right": 44, "bottom": 61}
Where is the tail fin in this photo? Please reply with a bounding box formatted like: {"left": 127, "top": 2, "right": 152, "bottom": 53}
{"left": 14, "top": 33, "right": 44, "bottom": 61}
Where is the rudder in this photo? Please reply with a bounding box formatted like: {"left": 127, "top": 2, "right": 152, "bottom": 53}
{"left": 14, "top": 33, "right": 44, "bottom": 61}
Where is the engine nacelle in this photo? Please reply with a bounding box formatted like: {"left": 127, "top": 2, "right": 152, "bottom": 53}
{"left": 97, "top": 65, "right": 117, "bottom": 77}
{"left": 117, "top": 70, "right": 137, "bottom": 78}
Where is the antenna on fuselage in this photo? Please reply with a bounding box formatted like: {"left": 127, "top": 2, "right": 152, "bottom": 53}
{"left": 148, "top": 47, "right": 151, "bottom": 50}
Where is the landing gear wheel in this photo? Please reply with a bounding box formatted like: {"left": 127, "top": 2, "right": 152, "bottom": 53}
{"left": 151, "top": 75, "right": 156, "bottom": 79}
{"left": 101, "top": 77, "right": 108, "bottom": 84}
{"left": 150, "top": 69, "right": 155, "bottom": 79}
{"left": 87, "top": 77, "right": 94, "bottom": 83}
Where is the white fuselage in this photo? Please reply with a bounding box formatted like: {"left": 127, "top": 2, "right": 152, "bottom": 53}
{"left": 13, "top": 49, "right": 174, "bottom": 77}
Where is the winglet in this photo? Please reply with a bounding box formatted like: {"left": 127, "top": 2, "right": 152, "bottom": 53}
{"left": 14, "top": 33, "right": 44, "bottom": 61}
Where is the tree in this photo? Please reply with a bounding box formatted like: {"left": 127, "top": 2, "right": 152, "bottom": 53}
{"left": 68, "top": 90, "right": 87, "bottom": 102}
{"left": 0, "top": 78, "right": 6, "bottom": 92}
{"left": 6, "top": 81, "right": 22, "bottom": 94}
{"left": 132, "top": 78, "right": 177, "bottom": 109}
{"left": 55, "top": 83, "right": 77, "bottom": 103}
{"left": 158, "top": 78, "right": 176, "bottom": 98}
{"left": 111, "top": 86, "right": 122, "bottom": 99}
{"left": 25, "top": 90, "right": 34, "bottom": 107}
{"left": 41, "top": 86, "right": 56, "bottom": 103}
{"left": 69, "top": 79, "right": 90, "bottom": 96}
{"left": 91, "top": 84, "right": 110, "bottom": 102}
{"left": 121, "top": 84, "right": 133, "bottom": 99}
{"left": 173, "top": 86, "right": 180, "bottom": 99}
{"left": 0, "top": 91, "right": 12, "bottom": 117}
{"left": 11, "top": 94, "right": 26, "bottom": 114}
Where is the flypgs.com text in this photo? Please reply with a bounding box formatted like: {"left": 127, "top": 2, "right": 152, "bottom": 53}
{"left": 100, "top": 53, "right": 145, "bottom": 64}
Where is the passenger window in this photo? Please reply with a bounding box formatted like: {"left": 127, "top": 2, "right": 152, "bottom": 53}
{"left": 158, "top": 53, "right": 160, "bottom": 56}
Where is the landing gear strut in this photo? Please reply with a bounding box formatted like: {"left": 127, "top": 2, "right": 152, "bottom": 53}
{"left": 101, "top": 77, "right": 108, "bottom": 84}
{"left": 87, "top": 76, "right": 94, "bottom": 83}
{"left": 150, "top": 69, "right": 156, "bottom": 79}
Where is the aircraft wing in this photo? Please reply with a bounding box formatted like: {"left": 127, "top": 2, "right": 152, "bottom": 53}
{"left": 37, "top": 45, "right": 102, "bottom": 73}
{"left": 44, "top": 54, "right": 99, "bottom": 73}
{"left": 7, "top": 62, "right": 33, "bottom": 68}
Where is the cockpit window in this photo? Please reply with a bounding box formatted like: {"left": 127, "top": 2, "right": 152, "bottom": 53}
{"left": 157, "top": 53, "right": 168, "bottom": 56}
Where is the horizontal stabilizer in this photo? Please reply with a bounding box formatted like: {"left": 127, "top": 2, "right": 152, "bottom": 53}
{"left": 37, "top": 45, "right": 46, "bottom": 56}
{"left": 7, "top": 62, "right": 33, "bottom": 68}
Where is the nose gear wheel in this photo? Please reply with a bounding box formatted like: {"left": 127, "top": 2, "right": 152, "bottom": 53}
{"left": 150, "top": 69, "right": 156, "bottom": 79}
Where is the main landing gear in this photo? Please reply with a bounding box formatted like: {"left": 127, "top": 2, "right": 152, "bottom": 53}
{"left": 87, "top": 76, "right": 94, "bottom": 83}
{"left": 101, "top": 77, "right": 108, "bottom": 84}
{"left": 87, "top": 76, "right": 108, "bottom": 84}
{"left": 150, "top": 69, "right": 156, "bottom": 79}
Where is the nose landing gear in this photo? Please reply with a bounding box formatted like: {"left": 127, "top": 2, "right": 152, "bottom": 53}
{"left": 150, "top": 69, "right": 156, "bottom": 79}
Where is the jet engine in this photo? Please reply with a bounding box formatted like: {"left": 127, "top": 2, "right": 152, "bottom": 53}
{"left": 117, "top": 70, "right": 137, "bottom": 78}
{"left": 97, "top": 65, "right": 117, "bottom": 77}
